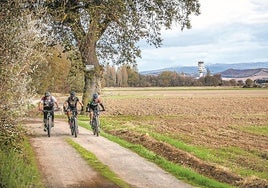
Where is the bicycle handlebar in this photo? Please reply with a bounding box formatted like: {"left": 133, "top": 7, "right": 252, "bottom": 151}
{"left": 41, "top": 107, "right": 61, "bottom": 112}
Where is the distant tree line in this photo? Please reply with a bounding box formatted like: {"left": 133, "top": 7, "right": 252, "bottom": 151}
{"left": 101, "top": 65, "right": 256, "bottom": 87}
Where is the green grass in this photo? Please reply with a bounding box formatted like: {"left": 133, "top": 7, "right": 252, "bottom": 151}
{"left": 66, "top": 138, "right": 131, "bottom": 188}
{"left": 239, "top": 125, "right": 268, "bottom": 136}
{"left": 99, "top": 115, "right": 268, "bottom": 180}
{"left": 0, "top": 138, "right": 43, "bottom": 188}
{"left": 100, "top": 131, "right": 232, "bottom": 188}
{"left": 78, "top": 119, "right": 232, "bottom": 188}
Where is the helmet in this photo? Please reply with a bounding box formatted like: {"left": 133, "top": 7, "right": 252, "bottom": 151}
{"left": 70, "top": 91, "right": 76, "bottom": 96}
{"left": 93, "top": 93, "right": 98, "bottom": 99}
{"left": 45, "top": 91, "right": 50, "bottom": 97}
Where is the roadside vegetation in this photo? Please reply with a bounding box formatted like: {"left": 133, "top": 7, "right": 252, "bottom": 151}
{"left": 0, "top": 136, "right": 43, "bottom": 188}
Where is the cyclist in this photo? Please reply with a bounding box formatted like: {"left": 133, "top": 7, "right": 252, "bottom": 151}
{"left": 86, "top": 93, "right": 105, "bottom": 126}
{"left": 63, "top": 91, "right": 83, "bottom": 126}
{"left": 39, "top": 91, "right": 60, "bottom": 131}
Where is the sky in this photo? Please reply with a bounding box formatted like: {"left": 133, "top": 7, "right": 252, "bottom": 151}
{"left": 137, "top": 0, "right": 268, "bottom": 71}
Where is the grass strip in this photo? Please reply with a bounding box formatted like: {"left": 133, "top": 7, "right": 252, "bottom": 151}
{"left": 65, "top": 138, "right": 131, "bottom": 188}
{"left": 101, "top": 131, "right": 232, "bottom": 188}
{"left": 0, "top": 138, "right": 43, "bottom": 188}
{"left": 79, "top": 120, "right": 232, "bottom": 188}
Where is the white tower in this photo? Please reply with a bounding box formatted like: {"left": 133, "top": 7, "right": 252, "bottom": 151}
{"left": 198, "top": 61, "right": 205, "bottom": 78}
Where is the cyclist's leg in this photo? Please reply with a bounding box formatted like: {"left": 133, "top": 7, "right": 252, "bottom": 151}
{"left": 43, "top": 110, "right": 48, "bottom": 131}
{"left": 89, "top": 109, "right": 93, "bottom": 125}
{"left": 66, "top": 108, "right": 71, "bottom": 125}
{"left": 43, "top": 111, "right": 46, "bottom": 124}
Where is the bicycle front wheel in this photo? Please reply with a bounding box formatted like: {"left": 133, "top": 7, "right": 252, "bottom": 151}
{"left": 73, "top": 118, "right": 78, "bottom": 138}
{"left": 93, "top": 117, "right": 100, "bottom": 137}
{"left": 47, "top": 116, "right": 52, "bottom": 137}
{"left": 70, "top": 119, "right": 74, "bottom": 135}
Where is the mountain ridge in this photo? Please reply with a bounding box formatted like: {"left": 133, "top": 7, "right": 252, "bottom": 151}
{"left": 140, "top": 62, "right": 268, "bottom": 77}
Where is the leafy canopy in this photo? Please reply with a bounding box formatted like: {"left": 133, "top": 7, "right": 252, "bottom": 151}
{"left": 45, "top": 0, "right": 200, "bottom": 65}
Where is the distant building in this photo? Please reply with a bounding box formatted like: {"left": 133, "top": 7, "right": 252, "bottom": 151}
{"left": 198, "top": 61, "right": 205, "bottom": 78}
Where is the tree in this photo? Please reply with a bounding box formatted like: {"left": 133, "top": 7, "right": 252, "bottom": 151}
{"left": 127, "top": 65, "right": 139, "bottom": 87}
{"left": 43, "top": 0, "right": 200, "bottom": 109}
{"left": 1, "top": 0, "right": 48, "bottom": 151}
{"left": 103, "top": 65, "right": 117, "bottom": 87}
{"left": 31, "top": 45, "right": 73, "bottom": 94}
{"left": 245, "top": 78, "right": 253, "bottom": 88}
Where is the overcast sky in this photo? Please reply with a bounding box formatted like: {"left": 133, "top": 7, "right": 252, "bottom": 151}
{"left": 137, "top": 0, "right": 268, "bottom": 71}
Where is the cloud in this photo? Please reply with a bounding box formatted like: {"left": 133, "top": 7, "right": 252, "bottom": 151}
{"left": 137, "top": 0, "right": 268, "bottom": 71}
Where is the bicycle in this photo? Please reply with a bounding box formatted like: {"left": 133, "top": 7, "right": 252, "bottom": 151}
{"left": 91, "top": 108, "right": 104, "bottom": 137}
{"left": 69, "top": 109, "right": 79, "bottom": 138}
{"left": 43, "top": 109, "right": 54, "bottom": 137}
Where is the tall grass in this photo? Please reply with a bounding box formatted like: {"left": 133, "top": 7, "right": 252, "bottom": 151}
{"left": 0, "top": 138, "right": 43, "bottom": 188}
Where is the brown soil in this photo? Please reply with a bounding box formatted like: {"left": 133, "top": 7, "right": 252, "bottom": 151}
{"left": 100, "top": 89, "right": 268, "bottom": 187}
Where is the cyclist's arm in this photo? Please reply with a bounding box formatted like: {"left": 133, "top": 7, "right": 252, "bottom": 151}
{"left": 99, "top": 103, "right": 105, "bottom": 111}
{"left": 55, "top": 101, "right": 60, "bottom": 109}
{"left": 63, "top": 101, "right": 68, "bottom": 111}
{"left": 78, "top": 101, "right": 83, "bottom": 108}
{"left": 38, "top": 100, "right": 43, "bottom": 111}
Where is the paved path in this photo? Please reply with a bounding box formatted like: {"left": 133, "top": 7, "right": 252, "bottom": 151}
{"left": 25, "top": 119, "right": 193, "bottom": 188}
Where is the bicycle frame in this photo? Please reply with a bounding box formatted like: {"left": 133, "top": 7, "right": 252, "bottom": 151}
{"left": 43, "top": 109, "right": 54, "bottom": 137}
{"left": 70, "top": 110, "right": 78, "bottom": 137}
{"left": 92, "top": 108, "right": 101, "bottom": 136}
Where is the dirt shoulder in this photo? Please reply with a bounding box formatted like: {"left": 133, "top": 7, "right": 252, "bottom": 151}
{"left": 25, "top": 118, "right": 193, "bottom": 188}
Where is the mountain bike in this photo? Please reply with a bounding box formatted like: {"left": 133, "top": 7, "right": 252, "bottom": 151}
{"left": 69, "top": 109, "right": 79, "bottom": 138}
{"left": 91, "top": 109, "right": 104, "bottom": 137}
{"left": 43, "top": 109, "right": 54, "bottom": 137}
{"left": 43, "top": 108, "right": 60, "bottom": 137}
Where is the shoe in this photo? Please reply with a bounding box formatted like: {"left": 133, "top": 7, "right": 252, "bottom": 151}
{"left": 44, "top": 127, "right": 47, "bottom": 132}
{"left": 52, "top": 122, "right": 54, "bottom": 127}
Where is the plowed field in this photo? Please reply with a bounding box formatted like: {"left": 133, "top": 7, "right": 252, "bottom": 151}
{"left": 100, "top": 88, "right": 268, "bottom": 187}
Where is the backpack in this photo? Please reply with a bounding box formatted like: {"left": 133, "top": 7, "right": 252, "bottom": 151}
{"left": 42, "top": 96, "right": 55, "bottom": 108}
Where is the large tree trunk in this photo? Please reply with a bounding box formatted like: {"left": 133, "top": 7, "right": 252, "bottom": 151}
{"left": 80, "top": 37, "right": 102, "bottom": 113}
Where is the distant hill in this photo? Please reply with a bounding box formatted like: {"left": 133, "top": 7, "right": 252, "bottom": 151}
{"left": 220, "top": 68, "right": 268, "bottom": 78}
{"left": 140, "top": 62, "right": 268, "bottom": 76}
{"left": 220, "top": 68, "right": 268, "bottom": 81}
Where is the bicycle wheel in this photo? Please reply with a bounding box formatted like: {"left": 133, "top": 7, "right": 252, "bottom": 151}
{"left": 73, "top": 118, "right": 78, "bottom": 138}
{"left": 70, "top": 119, "right": 74, "bottom": 135}
{"left": 92, "top": 119, "right": 96, "bottom": 135}
{"left": 47, "top": 116, "right": 52, "bottom": 137}
{"left": 95, "top": 117, "right": 100, "bottom": 137}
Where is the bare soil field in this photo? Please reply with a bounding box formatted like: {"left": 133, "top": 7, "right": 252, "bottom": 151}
{"left": 99, "top": 88, "right": 268, "bottom": 187}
